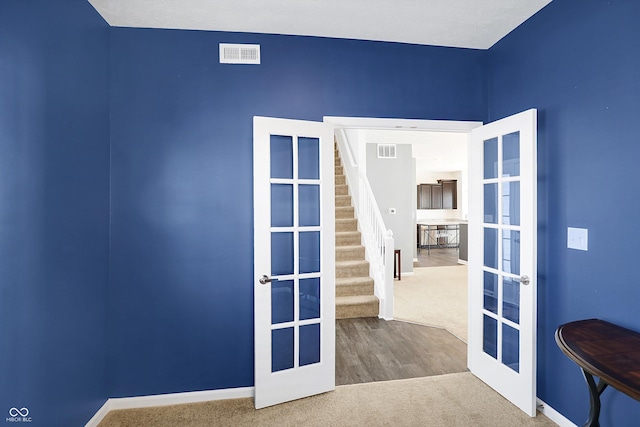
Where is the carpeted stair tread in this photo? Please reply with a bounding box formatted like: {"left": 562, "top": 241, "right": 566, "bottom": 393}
{"left": 335, "top": 185, "right": 349, "bottom": 195}
{"left": 336, "top": 231, "right": 361, "bottom": 246}
{"left": 335, "top": 195, "right": 351, "bottom": 207}
{"left": 336, "top": 276, "right": 374, "bottom": 286}
{"left": 336, "top": 259, "right": 369, "bottom": 267}
{"left": 336, "top": 277, "right": 375, "bottom": 297}
{"left": 336, "top": 259, "right": 370, "bottom": 278}
{"left": 336, "top": 294, "right": 378, "bottom": 304}
{"left": 335, "top": 206, "right": 354, "bottom": 219}
{"left": 336, "top": 295, "right": 379, "bottom": 319}
{"left": 335, "top": 245, "right": 365, "bottom": 261}
{"left": 335, "top": 218, "right": 358, "bottom": 232}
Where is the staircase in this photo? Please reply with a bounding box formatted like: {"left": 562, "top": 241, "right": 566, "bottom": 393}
{"left": 334, "top": 145, "right": 380, "bottom": 319}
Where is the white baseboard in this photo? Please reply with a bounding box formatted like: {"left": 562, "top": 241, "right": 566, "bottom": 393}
{"left": 85, "top": 387, "right": 254, "bottom": 427}
{"left": 85, "top": 386, "right": 573, "bottom": 427}
{"left": 85, "top": 399, "right": 112, "bottom": 427}
{"left": 537, "top": 398, "right": 577, "bottom": 427}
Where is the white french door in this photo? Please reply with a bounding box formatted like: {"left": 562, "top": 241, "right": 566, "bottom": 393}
{"left": 253, "top": 117, "right": 336, "bottom": 409}
{"left": 468, "top": 109, "right": 537, "bottom": 416}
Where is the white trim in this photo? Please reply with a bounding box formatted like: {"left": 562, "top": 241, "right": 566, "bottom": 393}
{"left": 337, "top": 128, "right": 357, "bottom": 168}
{"left": 536, "top": 398, "right": 577, "bottom": 427}
{"left": 84, "top": 400, "right": 112, "bottom": 427}
{"left": 110, "top": 387, "right": 255, "bottom": 410}
{"left": 85, "top": 389, "right": 575, "bottom": 427}
{"left": 85, "top": 387, "right": 255, "bottom": 426}
{"left": 323, "top": 116, "right": 482, "bottom": 132}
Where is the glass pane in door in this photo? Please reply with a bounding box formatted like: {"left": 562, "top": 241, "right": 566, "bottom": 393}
{"left": 502, "top": 323, "right": 520, "bottom": 372}
{"left": 298, "top": 137, "right": 320, "bottom": 179}
{"left": 272, "top": 233, "right": 294, "bottom": 276}
{"left": 299, "top": 185, "right": 320, "bottom": 226}
{"left": 484, "top": 137, "right": 498, "bottom": 179}
{"left": 502, "top": 278, "right": 520, "bottom": 323}
{"left": 300, "top": 277, "right": 320, "bottom": 320}
{"left": 484, "top": 228, "right": 498, "bottom": 269}
{"left": 502, "top": 182, "right": 520, "bottom": 226}
{"left": 271, "top": 280, "right": 294, "bottom": 324}
{"left": 272, "top": 327, "right": 294, "bottom": 372}
{"left": 483, "top": 272, "right": 498, "bottom": 314}
{"left": 502, "top": 230, "right": 520, "bottom": 275}
{"left": 271, "top": 184, "right": 293, "bottom": 227}
{"left": 299, "top": 231, "right": 320, "bottom": 274}
{"left": 484, "top": 183, "right": 498, "bottom": 224}
{"left": 483, "top": 315, "right": 498, "bottom": 359}
{"left": 270, "top": 135, "right": 293, "bottom": 179}
{"left": 502, "top": 132, "right": 520, "bottom": 177}
{"left": 299, "top": 324, "right": 321, "bottom": 366}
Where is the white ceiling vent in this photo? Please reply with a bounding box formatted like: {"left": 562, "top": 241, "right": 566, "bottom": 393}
{"left": 219, "top": 43, "right": 260, "bottom": 64}
{"left": 377, "top": 144, "right": 396, "bottom": 159}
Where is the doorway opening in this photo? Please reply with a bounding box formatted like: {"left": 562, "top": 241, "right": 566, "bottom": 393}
{"left": 325, "top": 116, "right": 481, "bottom": 386}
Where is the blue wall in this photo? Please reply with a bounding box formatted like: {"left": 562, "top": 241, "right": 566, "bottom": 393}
{"left": 108, "top": 28, "right": 486, "bottom": 396}
{"left": 9, "top": 1, "right": 637, "bottom": 425}
{"left": 488, "top": 1, "right": 640, "bottom": 425}
{"left": 0, "top": 1, "right": 111, "bottom": 426}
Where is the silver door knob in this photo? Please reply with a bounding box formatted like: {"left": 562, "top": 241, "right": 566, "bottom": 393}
{"left": 259, "top": 275, "right": 276, "bottom": 285}
{"left": 517, "top": 275, "right": 531, "bottom": 286}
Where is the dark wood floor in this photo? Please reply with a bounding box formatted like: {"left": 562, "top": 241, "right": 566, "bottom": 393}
{"left": 415, "top": 247, "right": 461, "bottom": 268}
{"left": 336, "top": 318, "right": 467, "bottom": 386}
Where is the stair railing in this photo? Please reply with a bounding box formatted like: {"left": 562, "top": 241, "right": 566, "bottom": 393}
{"left": 335, "top": 130, "right": 394, "bottom": 320}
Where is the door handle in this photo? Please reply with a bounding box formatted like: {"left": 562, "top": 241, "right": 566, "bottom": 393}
{"left": 516, "top": 275, "right": 531, "bottom": 286}
{"left": 259, "top": 275, "right": 277, "bottom": 285}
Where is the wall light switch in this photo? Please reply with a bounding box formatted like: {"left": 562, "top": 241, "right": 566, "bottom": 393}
{"left": 567, "top": 227, "right": 588, "bottom": 251}
{"left": 388, "top": 208, "right": 396, "bottom": 215}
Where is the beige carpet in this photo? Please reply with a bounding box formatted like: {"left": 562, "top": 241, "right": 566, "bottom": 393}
{"left": 98, "top": 372, "right": 556, "bottom": 427}
{"left": 394, "top": 265, "right": 468, "bottom": 342}
{"left": 101, "top": 267, "right": 558, "bottom": 427}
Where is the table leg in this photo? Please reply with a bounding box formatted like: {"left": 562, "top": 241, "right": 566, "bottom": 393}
{"left": 581, "top": 369, "right": 608, "bottom": 427}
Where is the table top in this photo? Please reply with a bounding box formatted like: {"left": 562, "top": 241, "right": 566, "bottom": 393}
{"left": 417, "top": 220, "right": 464, "bottom": 226}
{"left": 555, "top": 318, "right": 640, "bottom": 401}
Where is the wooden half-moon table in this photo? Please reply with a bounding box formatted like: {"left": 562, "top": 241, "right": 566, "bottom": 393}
{"left": 555, "top": 319, "right": 640, "bottom": 427}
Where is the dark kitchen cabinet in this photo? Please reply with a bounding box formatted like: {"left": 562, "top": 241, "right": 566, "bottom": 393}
{"left": 430, "top": 184, "right": 442, "bottom": 209}
{"left": 441, "top": 180, "right": 457, "bottom": 209}
{"left": 417, "top": 180, "right": 457, "bottom": 210}
{"left": 417, "top": 184, "right": 432, "bottom": 209}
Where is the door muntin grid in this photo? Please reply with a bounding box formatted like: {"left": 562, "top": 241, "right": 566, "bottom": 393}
{"left": 482, "top": 131, "right": 522, "bottom": 373}
{"left": 270, "top": 134, "right": 322, "bottom": 373}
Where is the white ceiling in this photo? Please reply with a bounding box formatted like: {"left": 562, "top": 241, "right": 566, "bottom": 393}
{"left": 87, "top": 1, "right": 548, "bottom": 173}
{"left": 88, "top": 0, "right": 552, "bottom": 49}
{"left": 362, "top": 129, "right": 468, "bottom": 173}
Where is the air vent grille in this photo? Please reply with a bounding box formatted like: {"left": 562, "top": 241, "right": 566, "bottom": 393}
{"left": 377, "top": 144, "right": 396, "bottom": 159}
{"left": 219, "top": 43, "right": 260, "bottom": 64}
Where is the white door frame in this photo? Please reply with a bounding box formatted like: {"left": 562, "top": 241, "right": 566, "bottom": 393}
{"left": 324, "top": 115, "right": 483, "bottom": 286}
